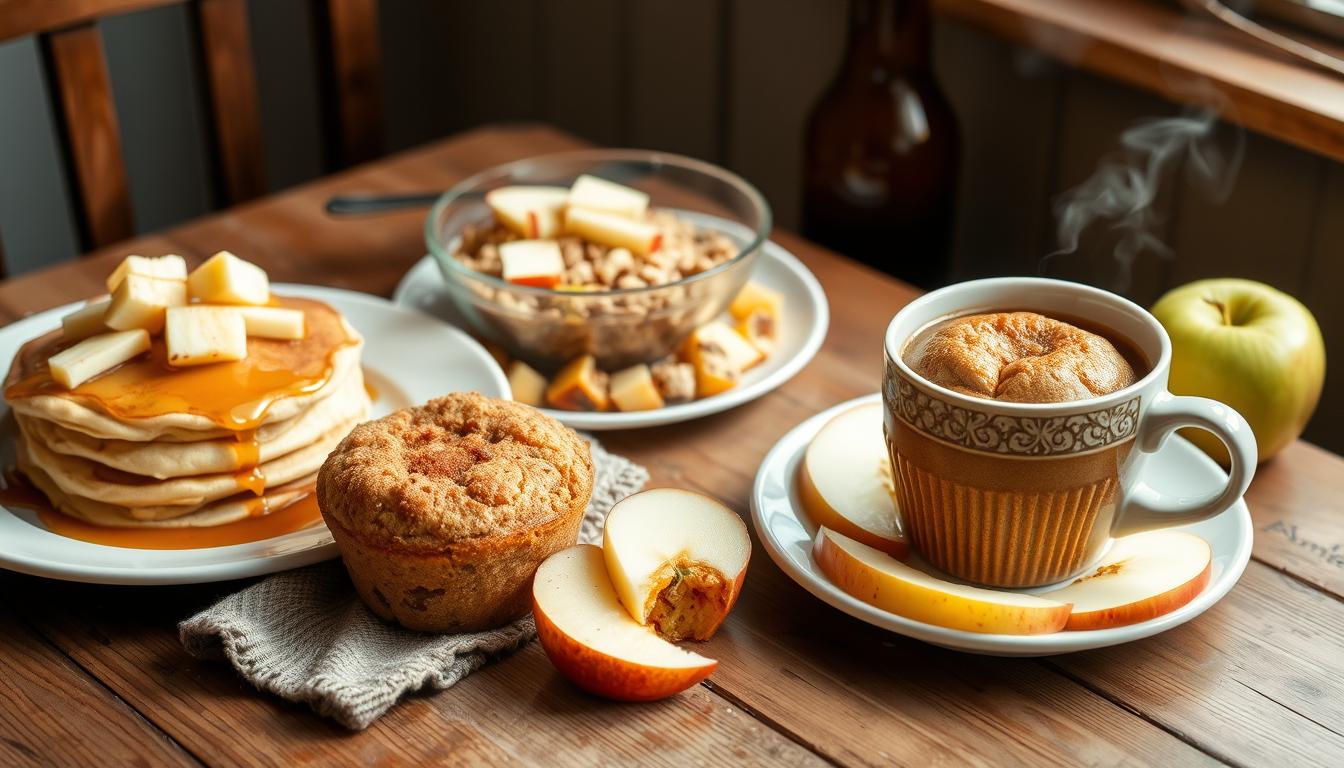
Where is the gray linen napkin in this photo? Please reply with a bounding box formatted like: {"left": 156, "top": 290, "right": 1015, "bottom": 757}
{"left": 179, "top": 436, "right": 648, "bottom": 730}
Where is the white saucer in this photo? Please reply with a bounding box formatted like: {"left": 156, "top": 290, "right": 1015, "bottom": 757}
{"left": 392, "top": 241, "right": 829, "bottom": 430}
{"left": 750, "top": 393, "right": 1253, "bottom": 656}
{"left": 0, "top": 284, "right": 510, "bottom": 585}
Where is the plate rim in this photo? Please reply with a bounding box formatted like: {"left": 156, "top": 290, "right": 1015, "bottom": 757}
{"left": 749, "top": 392, "right": 1254, "bottom": 656}
{"left": 0, "top": 284, "right": 509, "bottom": 585}
{"left": 392, "top": 240, "right": 830, "bottom": 430}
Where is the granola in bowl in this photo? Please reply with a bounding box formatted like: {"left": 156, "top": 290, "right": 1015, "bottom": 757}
{"left": 426, "top": 151, "right": 774, "bottom": 407}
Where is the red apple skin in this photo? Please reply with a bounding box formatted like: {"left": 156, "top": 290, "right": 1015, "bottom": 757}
{"left": 507, "top": 274, "right": 563, "bottom": 289}
{"left": 533, "top": 596, "right": 717, "bottom": 701}
{"left": 1063, "top": 559, "right": 1212, "bottom": 631}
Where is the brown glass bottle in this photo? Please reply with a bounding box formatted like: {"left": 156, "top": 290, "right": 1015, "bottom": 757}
{"left": 802, "top": 0, "right": 960, "bottom": 288}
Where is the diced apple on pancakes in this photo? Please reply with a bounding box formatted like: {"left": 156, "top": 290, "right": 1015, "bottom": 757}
{"left": 1, "top": 251, "right": 370, "bottom": 527}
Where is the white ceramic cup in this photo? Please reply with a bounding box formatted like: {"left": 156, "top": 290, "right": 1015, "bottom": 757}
{"left": 882, "top": 277, "right": 1257, "bottom": 588}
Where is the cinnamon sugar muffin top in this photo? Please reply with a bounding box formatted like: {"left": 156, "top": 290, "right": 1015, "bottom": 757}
{"left": 317, "top": 392, "right": 592, "bottom": 551}
{"left": 904, "top": 311, "right": 1137, "bottom": 403}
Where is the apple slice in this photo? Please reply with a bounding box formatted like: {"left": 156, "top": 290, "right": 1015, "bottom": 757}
{"left": 500, "top": 240, "right": 565, "bottom": 288}
{"left": 48, "top": 329, "right": 150, "bottom": 389}
{"left": 568, "top": 174, "right": 649, "bottom": 218}
{"left": 533, "top": 544, "right": 717, "bottom": 701}
{"left": 798, "top": 403, "right": 907, "bottom": 558}
{"left": 61, "top": 297, "right": 111, "bottom": 342}
{"left": 507, "top": 360, "right": 548, "bottom": 407}
{"left": 813, "top": 527, "right": 1071, "bottom": 635}
{"left": 546, "top": 354, "right": 610, "bottom": 411}
{"left": 608, "top": 363, "right": 664, "bottom": 412}
{"left": 1043, "top": 531, "right": 1212, "bottom": 631}
{"left": 486, "top": 185, "right": 569, "bottom": 238}
{"left": 106, "top": 254, "right": 188, "bottom": 292}
{"left": 104, "top": 274, "right": 188, "bottom": 334}
{"left": 565, "top": 207, "right": 661, "bottom": 255}
{"left": 729, "top": 281, "right": 783, "bottom": 322}
{"left": 603, "top": 488, "right": 750, "bottom": 642}
{"left": 188, "top": 251, "right": 269, "bottom": 305}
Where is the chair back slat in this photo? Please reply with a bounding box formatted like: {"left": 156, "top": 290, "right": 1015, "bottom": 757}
{"left": 0, "top": 0, "right": 384, "bottom": 267}
{"left": 323, "top": 0, "right": 383, "bottom": 167}
{"left": 45, "top": 24, "right": 135, "bottom": 248}
{"left": 0, "top": 0, "right": 182, "bottom": 43}
{"left": 197, "top": 0, "right": 265, "bottom": 202}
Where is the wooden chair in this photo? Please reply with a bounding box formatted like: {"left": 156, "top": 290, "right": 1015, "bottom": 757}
{"left": 0, "top": 0, "right": 384, "bottom": 255}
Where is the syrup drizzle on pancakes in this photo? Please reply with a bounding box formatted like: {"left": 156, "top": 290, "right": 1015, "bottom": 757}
{"left": 3, "top": 297, "right": 358, "bottom": 548}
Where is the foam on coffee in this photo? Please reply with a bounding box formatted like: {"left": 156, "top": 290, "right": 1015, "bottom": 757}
{"left": 903, "top": 311, "right": 1137, "bottom": 403}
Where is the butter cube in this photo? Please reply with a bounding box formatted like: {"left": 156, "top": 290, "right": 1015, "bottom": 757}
{"left": 609, "top": 364, "right": 665, "bottom": 412}
{"left": 105, "top": 274, "right": 187, "bottom": 334}
{"left": 237, "top": 306, "right": 305, "bottom": 340}
{"left": 165, "top": 306, "right": 247, "bottom": 367}
{"left": 61, "top": 298, "right": 111, "bottom": 342}
{"left": 507, "top": 360, "right": 548, "bottom": 406}
{"left": 106, "top": 254, "right": 188, "bottom": 292}
{"left": 187, "top": 251, "right": 270, "bottom": 305}
{"left": 48, "top": 329, "right": 150, "bottom": 389}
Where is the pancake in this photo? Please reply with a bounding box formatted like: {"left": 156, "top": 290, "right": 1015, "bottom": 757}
{"left": 19, "top": 367, "right": 369, "bottom": 479}
{"left": 4, "top": 297, "right": 361, "bottom": 442}
{"left": 904, "top": 311, "right": 1136, "bottom": 403}
{"left": 4, "top": 293, "right": 371, "bottom": 532}
{"left": 20, "top": 455, "right": 316, "bottom": 528}
{"left": 19, "top": 410, "right": 364, "bottom": 516}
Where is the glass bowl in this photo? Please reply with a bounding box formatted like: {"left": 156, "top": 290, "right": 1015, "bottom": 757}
{"left": 425, "top": 149, "right": 772, "bottom": 372}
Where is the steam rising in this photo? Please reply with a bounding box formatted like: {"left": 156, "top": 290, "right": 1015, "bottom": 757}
{"left": 1045, "top": 107, "right": 1243, "bottom": 292}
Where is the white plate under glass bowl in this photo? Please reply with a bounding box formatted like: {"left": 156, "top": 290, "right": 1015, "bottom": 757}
{"left": 0, "top": 284, "right": 510, "bottom": 585}
{"left": 751, "top": 393, "right": 1253, "bottom": 656}
{"left": 393, "top": 240, "right": 829, "bottom": 430}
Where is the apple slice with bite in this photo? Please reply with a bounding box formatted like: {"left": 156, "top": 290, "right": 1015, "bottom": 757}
{"left": 603, "top": 489, "right": 750, "bottom": 642}
{"left": 533, "top": 544, "right": 717, "bottom": 701}
{"left": 813, "top": 527, "right": 1071, "bottom": 635}
{"left": 1044, "top": 531, "right": 1211, "bottom": 630}
{"left": 486, "top": 185, "right": 570, "bottom": 238}
{"left": 798, "top": 403, "right": 907, "bottom": 557}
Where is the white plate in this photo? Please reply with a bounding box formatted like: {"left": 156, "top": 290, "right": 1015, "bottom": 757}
{"left": 392, "top": 241, "right": 829, "bottom": 430}
{"left": 751, "top": 393, "right": 1253, "bottom": 656}
{"left": 0, "top": 284, "right": 510, "bottom": 585}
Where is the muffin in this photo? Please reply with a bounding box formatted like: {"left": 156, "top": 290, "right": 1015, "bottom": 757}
{"left": 317, "top": 392, "right": 593, "bottom": 633}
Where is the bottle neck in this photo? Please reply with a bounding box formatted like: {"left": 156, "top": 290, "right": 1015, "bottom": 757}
{"left": 843, "top": 0, "right": 931, "bottom": 75}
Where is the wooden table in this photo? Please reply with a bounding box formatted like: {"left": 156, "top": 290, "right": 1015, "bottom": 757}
{"left": 1, "top": 125, "right": 1341, "bottom": 767}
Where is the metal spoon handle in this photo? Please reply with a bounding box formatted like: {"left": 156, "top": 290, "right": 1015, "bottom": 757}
{"left": 324, "top": 193, "right": 441, "bottom": 215}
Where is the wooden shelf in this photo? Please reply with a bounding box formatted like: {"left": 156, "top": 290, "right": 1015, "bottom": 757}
{"left": 935, "top": 0, "right": 1344, "bottom": 163}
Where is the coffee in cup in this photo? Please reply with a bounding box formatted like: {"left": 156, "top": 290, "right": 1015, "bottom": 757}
{"left": 882, "top": 278, "right": 1256, "bottom": 588}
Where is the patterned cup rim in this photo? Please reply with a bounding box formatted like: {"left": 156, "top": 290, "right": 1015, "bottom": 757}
{"left": 884, "top": 277, "right": 1172, "bottom": 417}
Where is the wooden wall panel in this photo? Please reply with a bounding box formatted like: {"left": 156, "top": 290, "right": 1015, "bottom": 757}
{"left": 1300, "top": 161, "right": 1344, "bottom": 450}
{"left": 726, "top": 0, "right": 846, "bottom": 229}
{"left": 1040, "top": 71, "right": 1184, "bottom": 307}
{"left": 1169, "top": 131, "right": 1324, "bottom": 298}
{"left": 627, "top": 1, "right": 724, "bottom": 162}
{"left": 0, "top": 38, "right": 80, "bottom": 274}
{"left": 934, "top": 22, "right": 1063, "bottom": 281}
{"left": 536, "top": 0, "right": 624, "bottom": 147}
{"left": 246, "top": 0, "right": 324, "bottom": 191}
{"left": 101, "top": 4, "right": 214, "bottom": 234}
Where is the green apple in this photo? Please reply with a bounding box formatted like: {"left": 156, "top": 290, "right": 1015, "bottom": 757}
{"left": 1151, "top": 278, "right": 1325, "bottom": 465}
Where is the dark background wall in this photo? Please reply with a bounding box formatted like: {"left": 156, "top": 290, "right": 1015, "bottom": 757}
{"left": 0, "top": 0, "right": 1338, "bottom": 451}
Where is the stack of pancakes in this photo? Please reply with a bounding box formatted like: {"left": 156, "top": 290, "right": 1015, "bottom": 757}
{"left": 4, "top": 298, "right": 369, "bottom": 528}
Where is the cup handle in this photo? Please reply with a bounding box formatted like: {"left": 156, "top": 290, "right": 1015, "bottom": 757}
{"left": 1112, "top": 392, "right": 1257, "bottom": 538}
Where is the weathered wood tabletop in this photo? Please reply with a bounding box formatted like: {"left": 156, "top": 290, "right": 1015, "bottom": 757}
{"left": 0, "top": 125, "right": 1340, "bottom": 767}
